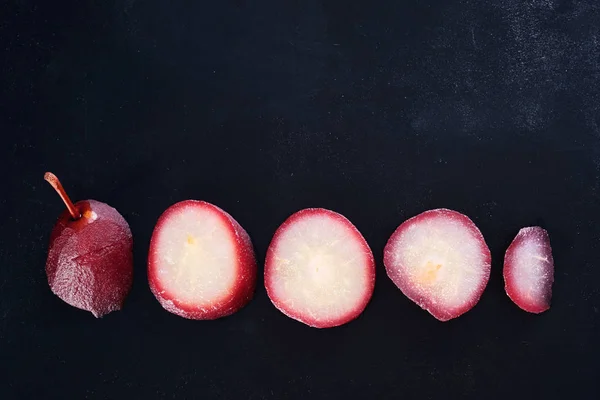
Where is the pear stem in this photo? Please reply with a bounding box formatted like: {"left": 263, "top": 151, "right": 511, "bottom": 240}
{"left": 44, "top": 172, "right": 81, "bottom": 220}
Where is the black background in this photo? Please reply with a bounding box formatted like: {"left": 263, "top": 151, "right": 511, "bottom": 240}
{"left": 2, "top": 0, "right": 600, "bottom": 399}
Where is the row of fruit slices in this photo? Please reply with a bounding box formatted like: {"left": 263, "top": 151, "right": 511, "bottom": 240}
{"left": 44, "top": 172, "right": 554, "bottom": 327}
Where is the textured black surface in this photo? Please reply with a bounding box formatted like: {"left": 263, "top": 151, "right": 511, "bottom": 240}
{"left": 2, "top": 1, "right": 600, "bottom": 398}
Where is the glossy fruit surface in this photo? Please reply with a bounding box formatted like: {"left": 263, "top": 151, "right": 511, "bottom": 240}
{"left": 45, "top": 173, "right": 133, "bottom": 317}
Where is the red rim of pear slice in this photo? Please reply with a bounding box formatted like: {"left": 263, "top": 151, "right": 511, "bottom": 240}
{"left": 265, "top": 208, "right": 375, "bottom": 328}
{"left": 503, "top": 227, "right": 554, "bottom": 313}
{"left": 384, "top": 208, "right": 491, "bottom": 321}
{"left": 148, "top": 200, "right": 256, "bottom": 320}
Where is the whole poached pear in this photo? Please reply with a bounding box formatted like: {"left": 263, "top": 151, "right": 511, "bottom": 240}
{"left": 44, "top": 172, "right": 133, "bottom": 317}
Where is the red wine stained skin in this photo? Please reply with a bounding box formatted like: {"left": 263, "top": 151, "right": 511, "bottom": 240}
{"left": 46, "top": 200, "right": 133, "bottom": 317}
{"left": 147, "top": 200, "right": 257, "bottom": 320}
